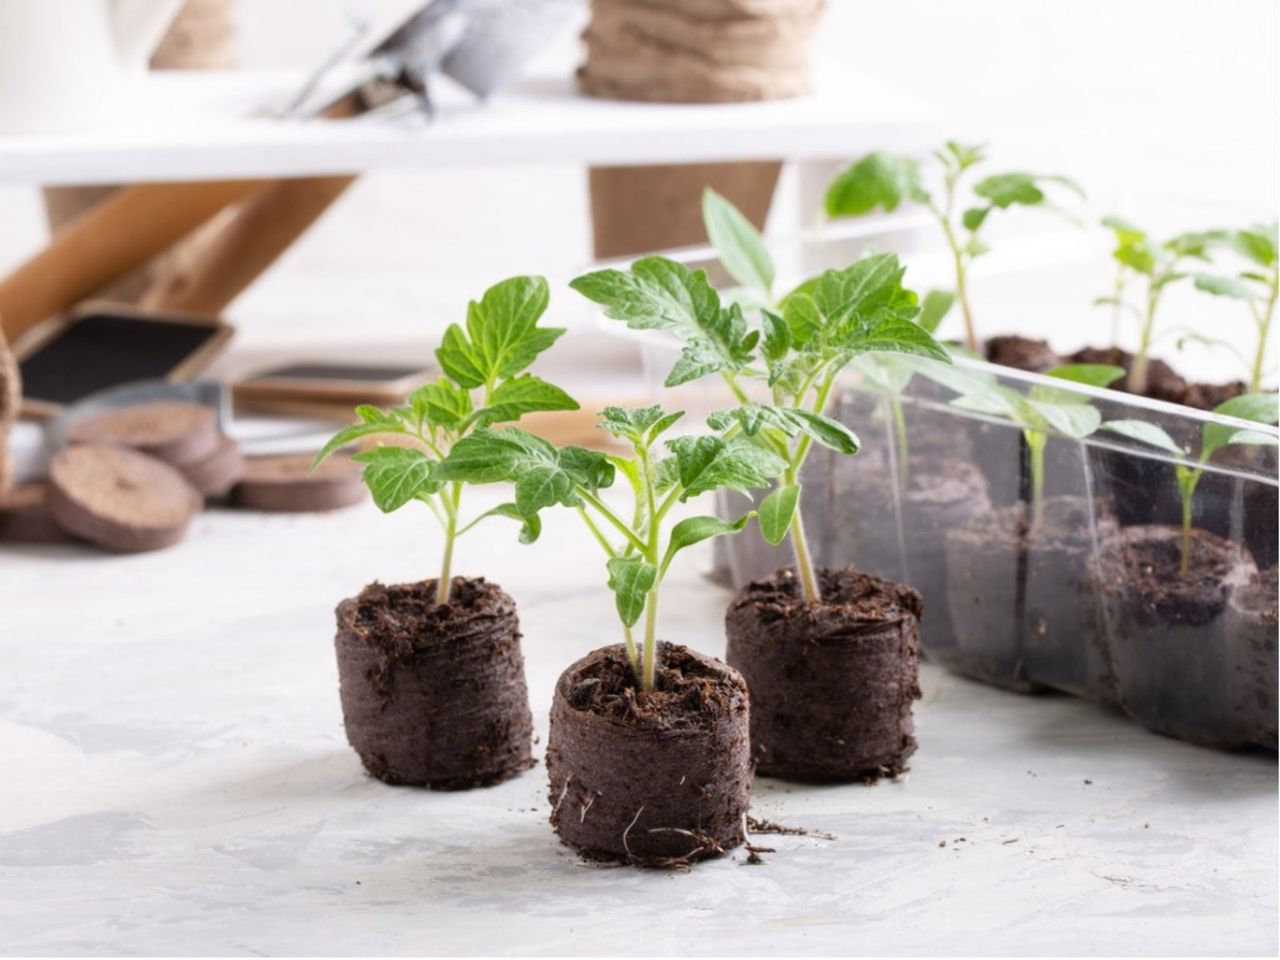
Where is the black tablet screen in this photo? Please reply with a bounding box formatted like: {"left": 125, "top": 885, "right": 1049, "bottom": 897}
{"left": 19, "top": 313, "right": 222, "bottom": 406}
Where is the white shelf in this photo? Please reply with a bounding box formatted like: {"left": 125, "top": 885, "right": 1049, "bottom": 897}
{"left": 0, "top": 59, "right": 938, "bottom": 184}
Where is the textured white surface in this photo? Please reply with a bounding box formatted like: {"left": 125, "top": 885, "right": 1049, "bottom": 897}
{"left": 1, "top": 488, "right": 1276, "bottom": 957}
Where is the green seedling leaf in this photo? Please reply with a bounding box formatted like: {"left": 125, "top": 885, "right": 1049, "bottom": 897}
{"left": 918, "top": 290, "right": 955, "bottom": 333}
{"left": 1229, "top": 224, "right": 1278, "bottom": 268}
{"left": 600, "top": 405, "right": 684, "bottom": 445}
{"left": 941, "top": 141, "right": 986, "bottom": 170}
{"left": 1026, "top": 400, "right": 1101, "bottom": 439}
{"left": 606, "top": 555, "right": 657, "bottom": 627}
{"left": 707, "top": 404, "right": 860, "bottom": 455}
{"left": 469, "top": 374, "right": 578, "bottom": 428}
{"left": 436, "top": 275, "right": 563, "bottom": 388}
{"left": 665, "top": 434, "right": 787, "bottom": 500}
{"left": 1202, "top": 393, "right": 1280, "bottom": 459}
{"left": 660, "top": 513, "right": 754, "bottom": 574}
{"left": 571, "top": 256, "right": 719, "bottom": 333}
{"left": 758, "top": 483, "right": 800, "bottom": 546}
{"left": 1193, "top": 274, "right": 1263, "bottom": 301}
{"left": 409, "top": 379, "right": 472, "bottom": 429}
{"left": 702, "top": 188, "right": 774, "bottom": 296}
{"left": 1101, "top": 419, "right": 1185, "bottom": 456}
{"left": 471, "top": 503, "right": 542, "bottom": 543}
{"left": 824, "top": 151, "right": 925, "bottom": 217}
{"left": 973, "top": 173, "right": 1044, "bottom": 208}
{"left": 312, "top": 415, "right": 406, "bottom": 469}
{"left": 351, "top": 446, "right": 440, "bottom": 512}
{"left": 436, "top": 427, "right": 613, "bottom": 515}
{"left": 761, "top": 310, "right": 792, "bottom": 386}
{"left": 962, "top": 206, "right": 991, "bottom": 232}
{"left": 666, "top": 302, "right": 758, "bottom": 387}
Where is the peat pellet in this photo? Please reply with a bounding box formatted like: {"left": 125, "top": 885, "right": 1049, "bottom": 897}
{"left": 335, "top": 578, "right": 534, "bottom": 789}
{"left": 182, "top": 435, "right": 245, "bottom": 499}
{"left": 67, "top": 402, "right": 220, "bottom": 467}
{"left": 546, "top": 643, "right": 751, "bottom": 867}
{"left": 0, "top": 482, "right": 78, "bottom": 545}
{"left": 47, "top": 444, "right": 201, "bottom": 553}
{"left": 726, "top": 567, "right": 923, "bottom": 783}
{"left": 234, "top": 453, "right": 364, "bottom": 512}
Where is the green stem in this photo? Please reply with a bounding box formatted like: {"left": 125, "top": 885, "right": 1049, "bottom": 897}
{"left": 933, "top": 177, "right": 977, "bottom": 352}
{"left": 1110, "top": 266, "right": 1126, "bottom": 348}
{"left": 438, "top": 515, "right": 456, "bottom": 606}
{"left": 891, "top": 398, "right": 910, "bottom": 490}
{"left": 721, "top": 371, "right": 751, "bottom": 405}
{"left": 1180, "top": 494, "right": 1191, "bottom": 578}
{"left": 577, "top": 506, "right": 617, "bottom": 558}
{"left": 641, "top": 586, "right": 660, "bottom": 692}
{"left": 1027, "top": 431, "right": 1046, "bottom": 529}
{"left": 788, "top": 494, "right": 820, "bottom": 604}
{"left": 1251, "top": 284, "right": 1277, "bottom": 393}
{"left": 577, "top": 489, "right": 648, "bottom": 554}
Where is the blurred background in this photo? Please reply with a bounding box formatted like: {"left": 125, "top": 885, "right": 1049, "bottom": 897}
{"left": 0, "top": 0, "right": 1275, "bottom": 376}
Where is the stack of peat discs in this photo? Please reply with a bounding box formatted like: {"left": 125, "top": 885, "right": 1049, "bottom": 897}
{"left": 578, "top": 0, "right": 825, "bottom": 103}
{"left": 0, "top": 402, "right": 364, "bottom": 552}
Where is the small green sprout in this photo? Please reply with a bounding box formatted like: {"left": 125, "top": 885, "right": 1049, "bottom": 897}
{"left": 1094, "top": 217, "right": 1214, "bottom": 395}
{"left": 436, "top": 406, "right": 786, "bottom": 691}
{"left": 1188, "top": 223, "right": 1279, "bottom": 393}
{"left": 824, "top": 142, "right": 1084, "bottom": 352}
{"left": 950, "top": 364, "right": 1124, "bottom": 527}
{"left": 1103, "top": 393, "right": 1279, "bottom": 574}
{"left": 572, "top": 191, "right": 951, "bottom": 606}
{"left": 312, "top": 276, "right": 578, "bottom": 606}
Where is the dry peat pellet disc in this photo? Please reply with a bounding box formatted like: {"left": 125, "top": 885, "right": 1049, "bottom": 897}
{"left": 47, "top": 444, "right": 201, "bottom": 553}
{"left": 233, "top": 453, "right": 364, "bottom": 512}
{"left": 0, "top": 482, "right": 78, "bottom": 545}
{"left": 182, "top": 435, "right": 246, "bottom": 499}
{"left": 67, "top": 402, "right": 220, "bottom": 467}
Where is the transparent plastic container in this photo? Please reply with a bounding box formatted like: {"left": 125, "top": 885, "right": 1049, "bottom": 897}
{"left": 598, "top": 233, "right": 1279, "bottom": 752}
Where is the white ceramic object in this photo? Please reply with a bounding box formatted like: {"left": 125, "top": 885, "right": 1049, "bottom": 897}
{"left": 0, "top": 0, "right": 182, "bottom": 134}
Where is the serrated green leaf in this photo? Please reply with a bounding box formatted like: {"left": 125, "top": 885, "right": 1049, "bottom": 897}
{"left": 1229, "top": 224, "right": 1277, "bottom": 268}
{"left": 312, "top": 417, "right": 406, "bottom": 470}
{"left": 758, "top": 483, "right": 800, "bottom": 546}
{"left": 599, "top": 405, "right": 683, "bottom": 444}
{"left": 661, "top": 513, "right": 755, "bottom": 574}
{"left": 407, "top": 379, "right": 472, "bottom": 429}
{"left": 824, "top": 151, "right": 926, "bottom": 218}
{"left": 706, "top": 404, "right": 859, "bottom": 455}
{"left": 436, "top": 276, "right": 563, "bottom": 388}
{"left": 469, "top": 374, "right": 578, "bottom": 428}
{"left": 942, "top": 141, "right": 986, "bottom": 170}
{"left": 664, "top": 302, "right": 758, "bottom": 387}
{"left": 783, "top": 292, "right": 823, "bottom": 348}
{"left": 702, "top": 188, "right": 774, "bottom": 296}
{"left": 606, "top": 555, "right": 657, "bottom": 627}
{"left": 1102, "top": 419, "right": 1184, "bottom": 456}
{"left": 918, "top": 290, "right": 955, "bottom": 333}
{"left": 351, "top": 446, "right": 440, "bottom": 512}
{"left": 558, "top": 445, "right": 616, "bottom": 493}
{"left": 571, "top": 256, "right": 720, "bottom": 333}
{"left": 665, "top": 434, "right": 787, "bottom": 500}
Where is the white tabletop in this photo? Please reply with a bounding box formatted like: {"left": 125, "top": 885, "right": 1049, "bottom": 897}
{"left": 0, "top": 60, "right": 936, "bottom": 185}
{"left": 1, "top": 487, "right": 1275, "bottom": 956}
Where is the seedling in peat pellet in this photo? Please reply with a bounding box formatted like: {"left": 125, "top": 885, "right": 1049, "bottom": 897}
{"left": 436, "top": 406, "right": 785, "bottom": 691}
{"left": 1103, "top": 393, "right": 1279, "bottom": 574}
{"left": 313, "top": 275, "right": 578, "bottom": 605}
{"left": 1094, "top": 217, "right": 1213, "bottom": 395}
{"left": 824, "top": 142, "right": 1084, "bottom": 352}
{"left": 571, "top": 196, "right": 950, "bottom": 606}
{"left": 950, "top": 364, "right": 1125, "bottom": 527}
{"left": 1189, "top": 223, "right": 1279, "bottom": 393}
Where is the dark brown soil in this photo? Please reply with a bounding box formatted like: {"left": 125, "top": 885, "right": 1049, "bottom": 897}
{"left": 546, "top": 643, "right": 750, "bottom": 868}
{"left": 1094, "top": 526, "right": 1256, "bottom": 746}
{"left": 984, "top": 335, "right": 1060, "bottom": 373}
{"left": 1066, "top": 346, "right": 1189, "bottom": 405}
{"left": 725, "top": 567, "right": 923, "bottom": 783}
{"left": 1225, "top": 566, "right": 1278, "bottom": 750}
{"left": 334, "top": 577, "right": 534, "bottom": 789}
{"left": 945, "top": 496, "right": 1115, "bottom": 696}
